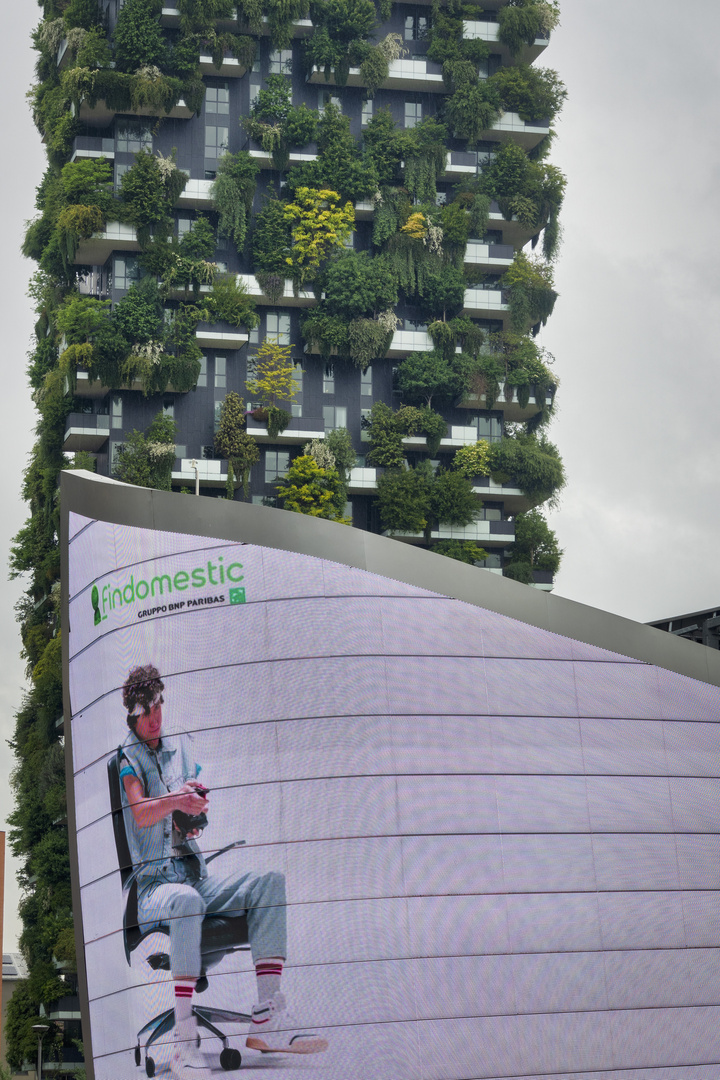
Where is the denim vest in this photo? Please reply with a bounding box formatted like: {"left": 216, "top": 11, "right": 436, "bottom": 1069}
{"left": 120, "top": 730, "right": 207, "bottom": 894}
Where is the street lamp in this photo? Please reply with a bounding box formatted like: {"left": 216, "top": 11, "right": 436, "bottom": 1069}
{"left": 31, "top": 1024, "right": 49, "bottom": 1080}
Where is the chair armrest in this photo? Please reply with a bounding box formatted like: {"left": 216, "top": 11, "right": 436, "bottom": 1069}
{"left": 205, "top": 840, "right": 246, "bottom": 865}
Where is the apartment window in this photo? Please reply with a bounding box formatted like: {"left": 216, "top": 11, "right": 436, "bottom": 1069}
{"left": 266, "top": 312, "right": 290, "bottom": 345}
{"left": 197, "top": 355, "right": 207, "bottom": 388}
{"left": 355, "top": 454, "right": 366, "bottom": 468}
{"left": 269, "top": 49, "right": 292, "bottom": 74}
{"left": 116, "top": 119, "right": 152, "bottom": 153}
{"left": 291, "top": 361, "right": 303, "bottom": 417}
{"left": 162, "top": 400, "right": 174, "bottom": 419}
{"left": 205, "top": 125, "right": 229, "bottom": 159}
{"left": 205, "top": 82, "right": 230, "bottom": 114}
{"left": 360, "top": 407, "right": 371, "bottom": 441}
{"left": 248, "top": 326, "right": 260, "bottom": 345}
{"left": 361, "top": 99, "right": 373, "bottom": 126}
{"left": 265, "top": 450, "right": 290, "bottom": 483}
{"left": 404, "top": 13, "right": 429, "bottom": 40}
{"left": 323, "top": 405, "right": 347, "bottom": 433}
{"left": 114, "top": 161, "right": 130, "bottom": 189}
{"left": 215, "top": 356, "right": 227, "bottom": 389}
{"left": 323, "top": 364, "right": 335, "bottom": 394}
{"left": 343, "top": 230, "right": 354, "bottom": 250}
{"left": 320, "top": 92, "right": 342, "bottom": 114}
{"left": 214, "top": 400, "right": 223, "bottom": 431}
{"left": 476, "top": 415, "right": 502, "bottom": 442}
{"left": 177, "top": 213, "right": 193, "bottom": 239}
{"left": 360, "top": 365, "right": 372, "bottom": 398}
{"left": 405, "top": 100, "right": 422, "bottom": 129}
{"left": 113, "top": 255, "right": 139, "bottom": 292}
{"left": 111, "top": 396, "right": 122, "bottom": 430}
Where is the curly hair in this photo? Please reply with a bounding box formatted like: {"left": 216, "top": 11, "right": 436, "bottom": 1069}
{"left": 123, "top": 665, "right": 164, "bottom": 729}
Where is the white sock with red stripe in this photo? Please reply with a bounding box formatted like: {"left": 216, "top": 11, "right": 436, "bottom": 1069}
{"left": 174, "top": 978, "right": 197, "bottom": 1037}
{"left": 255, "top": 958, "right": 283, "bottom": 1003}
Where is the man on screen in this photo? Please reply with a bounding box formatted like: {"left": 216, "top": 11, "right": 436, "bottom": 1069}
{"left": 119, "top": 664, "right": 327, "bottom": 1077}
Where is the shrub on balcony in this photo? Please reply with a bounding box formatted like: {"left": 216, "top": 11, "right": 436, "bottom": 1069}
{"left": 321, "top": 251, "right": 398, "bottom": 319}
{"left": 214, "top": 391, "right": 259, "bottom": 498}
{"left": 490, "top": 63, "right": 566, "bottom": 124}
{"left": 113, "top": 0, "right": 167, "bottom": 73}
{"left": 54, "top": 203, "right": 104, "bottom": 267}
{"left": 431, "top": 539, "right": 489, "bottom": 564}
{"left": 489, "top": 430, "right": 565, "bottom": 506}
{"left": 120, "top": 149, "right": 188, "bottom": 245}
{"left": 276, "top": 455, "right": 348, "bottom": 520}
{"left": 503, "top": 250, "right": 557, "bottom": 329}
{"left": 479, "top": 138, "right": 565, "bottom": 258}
{"left": 363, "top": 108, "right": 403, "bottom": 187}
{"left": 244, "top": 76, "right": 318, "bottom": 168}
{"left": 401, "top": 116, "right": 448, "bottom": 202}
{"left": 246, "top": 337, "right": 299, "bottom": 435}
{"left": 453, "top": 440, "right": 492, "bottom": 479}
{"left": 114, "top": 412, "right": 178, "bottom": 489}
{"left": 442, "top": 62, "right": 501, "bottom": 144}
{"left": 177, "top": 0, "right": 236, "bottom": 34}
{"left": 282, "top": 186, "right": 355, "bottom": 286}
{"left": 497, "top": 0, "right": 560, "bottom": 58}
{"left": 396, "top": 350, "right": 462, "bottom": 408}
{"left": 252, "top": 198, "right": 293, "bottom": 280}
{"left": 205, "top": 273, "right": 259, "bottom": 328}
{"left": 504, "top": 508, "right": 561, "bottom": 580}
{"left": 377, "top": 460, "right": 476, "bottom": 539}
{"left": 305, "top": 0, "right": 376, "bottom": 84}
{"left": 211, "top": 150, "right": 259, "bottom": 249}
{"left": 286, "top": 102, "right": 379, "bottom": 202}
{"left": 265, "top": 0, "right": 310, "bottom": 49}
{"left": 112, "top": 277, "right": 164, "bottom": 343}
{"left": 426, "top": 8, "right": 489, "bottom": 68}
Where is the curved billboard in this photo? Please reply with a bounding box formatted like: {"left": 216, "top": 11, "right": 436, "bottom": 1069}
{"left": 65, "top": 501, "right": 720, "bottom": 1080}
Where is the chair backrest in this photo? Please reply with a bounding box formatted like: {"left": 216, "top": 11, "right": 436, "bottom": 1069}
{"left": 107, "top": 748, "right": 147, "bottom": 959}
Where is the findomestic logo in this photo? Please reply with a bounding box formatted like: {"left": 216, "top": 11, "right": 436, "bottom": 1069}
{"left": 90, "top": 556, "right": 245, "bottom": 626}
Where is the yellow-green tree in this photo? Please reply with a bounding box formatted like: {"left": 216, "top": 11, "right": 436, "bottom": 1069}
{"left": 283, "top": 187, "right": 355, "bottom": 285}
{"left": 246, "top": 337, "right": 301, "bottom": 438}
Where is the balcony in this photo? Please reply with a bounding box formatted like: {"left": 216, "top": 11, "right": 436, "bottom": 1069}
{"left": 462, "top": 286, "right": 510, "bottom": 322}
{"left": 463, "top": 19, "right": 549, "bottom": 63}
{"left": 531, "top": 568, "right": 554, "bottom": 592}
{"left": 471, "top": 474, "right": 531, "bottom": 515}
{"left": 172, "top": 458, "right": 233, "bottom": 488}
{"left": 347, "top": 466, "right": 379, "bottom": 491}
{"left": 246, "top": 413, "right": 325, "bottom": 443}
{"left": 44, "top": 995, "right": 82, "bottom": 1022}
{"left": 177, "top": 178, "right": 215, "bottom": 208}
{"left": 70, "top": 135, "right": 115, "bottom": 162}
{"left": 73, "top": 221, "right": 138, "bottom": 265}
{"left": 464, "top": 240, "right": 514, "bottom": 271}
{"left": 354, "top": 200, "right": 375, "bottom": 220}
{"left": 386, "top": 329, "right": 461, "bottom": 358}
{"left": 458, "top": 381, "right": 555, "bottom": 423}
{"left": 237, "top": 274, "right": 315, "bottom": 307}
{"left": 195, "top": 322, "right": 249, "bottom": 349}
{"left": 492, "top": 111, "right": 550, "bottom": 150}
{"left": 259, "top": 15, "right": 313, "bottom": 35}
{"left": 199, "top": 53, "right": 248, "bottom": 77}
{"left": 161, "top": 4, "right": 238, "bottom": 26}
{"left": 74, "top": 97, "right": 193, "bottom": 127}
{"left": 248, "top": 146, "right": 318, "bottom": 169}
{"left": 389, "top": 518, "right": 516, "bottom": 545}
{"left": 308, "top": 56, "right": 445, "bottom": 92}
{"left": 63, "top": 412, "right": 110, "bottom": 452}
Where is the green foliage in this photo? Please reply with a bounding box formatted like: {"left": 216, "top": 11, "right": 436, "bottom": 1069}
{"left": 480, "top": 141, "right": 566, "bottom": 248}
{"left": 306, "top": 0, "right": 376, "bottom": 82}
{"left": 179, "top": 216, "right": 216, "bottom": 260}
{"left": 120, "top": 149, "right": 188, "bottom": 246}
{"left": 282, "top": 186, "right": 354, "bottom": 285}
{"left": 113, "top": 0, "right": 166, "bottom": 73}
{"left": 491, "top": 64, "right": 566, "bottom": 123}
{"left": 246, "top": 337, "right": 299, "bottom": 410}
{"left": 507, "top": 508, "right": 562, "bottom": 573}
{"left": 497, "top": 0, "right": 560, "bottom": 58}
{"left": 214, "top": 391, "right": 259, "bottom": 497}
{"left": 377, "top": 460, "right": 476, "bottom": 538}
{"left": 365, "top": 400, "right": 404, "bottom": 468}
{"left": 244, "top": 76, "right": 317, "bottom": 168}
{"left": 452, "top": 439, "right": 492, "bottom": 478}
{"left": 265, "top": 0, "right": 309, "bottom": 49}
{"left": 363, "top": 109, "right": 403, "bottom": 187}
{"left": 114, "top": 412, "right": 178, "bottom": 489}
{"left": 275, "top": 454, "right": 348, "bottom": 519}
{"left": 59, "top": 157, "right": 113, "bottom": 211}
{"left": 252, "top": 198, "right": 292, "bottom": 275}
{"left": 112, "top": 277, "right": 163, "bottom": 344}
{"left": 431, "top": 539, "right": 489, "bottom": 564}
{"left": 64, "top": 0, "right": 103, "bottom": 30}
{"left": 321, "top": 251, "right": 397, "bottom": 319}
{"left": 397, "top": 351, "right": 462, "bottom": 408}
{"left": 211, "top": 150, "right": 259, "bottom": 249}
{"left": 286, "top": 103, "right": 378, "bottom": 202}
{"left": 401, "top": 117, "right": 447, "bottom": 202}
{"left": 503, "top": 250, "right": 557, "bottom": 329}
{"left": 443, "top": 61, "right": 501, "bottom": 145}
{"left": 426, "top": 8, "right": 489, "bottom": 68}
{"left": 489, "top": 431, "right": 565, "bottom": 507}
{"left": 415, "top": 264, "right": 466, "bottom": 322}
{"left": 206, "top": 273, "right": 258, "bottom": 328}
{"left": 325, "top": 427, "right": 356, "bottom": 480}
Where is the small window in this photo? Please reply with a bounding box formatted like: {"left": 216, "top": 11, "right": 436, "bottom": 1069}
{"left": 248, "top": 326, "right": 260, "bottom": 345}
{"left": 177, "top": 214, "right": 193, "bottom": 239}
{"left": 214, "top": 401, "right": 223, "bottom": 431}
{"left": 360, "top": 365, "right": 372, "bottom": 397}
{"left": 360, "top": 407, "right": 371, "bottom": 441}
{"left": 361, "top": 99, "right": 373, "bottom": 126}
{"left": 205, "top": 125, "right": 229, "bottom": 159}
{"left": 320, "top": 92, "right": 342, "bottom": 114}
{"left": 323, "top": 364, "right": 335, "bottom": 394}
{"left": 404, "top": 13, "right": 429, "bottom": 40}
{"left": 205, "top": 82, "right": 230, "bottom": 114}
{"left": 113, "top": 255, "right": 139, "bottom": 292}
{"left": 323, "top": 405, "right": 347, "bottom": 433}
{"left": 114, "top": 162, "right": 130, "bottom": 189}
{"left": 291, "top": 361, "right": 303, "bottom": 418}
{"left": 116, "top": 119, "right": 152, "bottom": 154}
{"left": 265, "top": 449, "right": 290, "bottom": 483}
{"left": 215, "top": 356, "right": 226, "bottom": 389}
{"left": 266, "top": 312, "right": 291, "bottom": 346}
{"left": 111, "top": 396, "right": 122, "bottom": 430}
{"left": 405, "top": 101, "right": 422, "bottom": 129}
{"left": 269, "top": 49, "right": 292, "bottom": 74}
{"left": 197, "top": 356, "right": 208, "bottom": 388}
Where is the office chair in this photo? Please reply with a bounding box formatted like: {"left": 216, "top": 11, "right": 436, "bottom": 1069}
{"left": 107, "top": 750, "right": 252, "bottom": 1076}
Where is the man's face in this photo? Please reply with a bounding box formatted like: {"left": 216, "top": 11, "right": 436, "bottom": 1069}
{"left": 135, "top": 698, "right": 163, "bottom": 747}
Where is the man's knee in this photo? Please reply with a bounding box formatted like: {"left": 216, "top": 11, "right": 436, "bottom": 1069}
{"left": 260, "top": 870, "right": 286, "bottom": 901}
{"left": 169, "top": 886, "right": 207, "bottom": 920}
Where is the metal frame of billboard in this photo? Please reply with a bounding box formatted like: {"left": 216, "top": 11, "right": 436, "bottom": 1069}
{"left": 59, "top": 470, "right": 720, "bottom": 1077}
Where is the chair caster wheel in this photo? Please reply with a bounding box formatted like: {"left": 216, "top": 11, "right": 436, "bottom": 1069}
{"left": 134, "top": 1046, "right": 141, "bottom": 1066}
{"left": 220, "top": 1047, "right": 242, "bottom": 1070}
{"left": 145, "top": 1056, "right": 155, "bottom": 1077}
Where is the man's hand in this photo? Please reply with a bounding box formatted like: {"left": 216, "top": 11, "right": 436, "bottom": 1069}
{"left": 175, "top": 782, "right": 209, "bottom": 816}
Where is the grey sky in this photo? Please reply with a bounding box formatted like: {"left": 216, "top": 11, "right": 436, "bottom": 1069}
{"left": 1, "top": 1, "right": 718, "bottom": 949}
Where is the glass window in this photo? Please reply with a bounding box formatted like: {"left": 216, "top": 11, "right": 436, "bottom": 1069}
{"left": 215, "top": 356, "right": 226, "bottom": 389}
{"left": 476, "top": 415, "right": 502, "bottom": 442}
{"left": 361, "top": 99, "right": 373, "bottom": 126}
{"left": 323, "top": 405, "right": 347, "bottom": 433}
{"left": 116, "top": 119, "right": 152, "bottom": 153}
{"left": 114, "top": 161, "right": 130, "bottom": 189}
{"left": 197, "top": 355, "right": 207, "bottom": 388}
{"left": 265, "top": 450, "right": 290, "bottom": 483}
{"left": 323, "top": 364, "right": 335, "bottom": 394}
{"left": 111, "top": 396, "right": 122, "bottom": 430}
{"left": 320, "top": 92, "right": 342, "bottom": 113}
{"left": 177, "top": 214, "right": 193, "bottom": 239}
{"left": 291, "top": 362, "right": 303, "bottom": 418}
{"left": 269, "top": 49, "right": 292, "bottom": 74}
{"left": 248, "top": 326, "right": 260, "bottom": 345}
{"left": 214, "top": 401, "right": 223, "bottom": 430}
{"left": 405, "top": 101, "right": 422, "bottom": 129}
{"left": 360, "top": 365, "right": 372, "bottom": 397}
{"left": 405, "top": 13, "right": 429, "bottom": 39}
{"left": 360, "top": 407, "right": 371, "bottom": 441}
{"left": 162, "top": 400, "right": 174, "bottom": 419}
{"left": 266, "top": 312, "right": 290, "bottom": 346}
{"left": 113, "top": 255, "right": 139, "bottom": 292}
{"left": 205, "top": 82, "right": 230, "bottom": 114}
{"left": 205, "top": 125, "right": 228, "bottom": 158}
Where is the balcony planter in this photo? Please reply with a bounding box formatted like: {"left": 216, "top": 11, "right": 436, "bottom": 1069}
{"left": 249, "top": 406, "right": 290, "bottom": 438}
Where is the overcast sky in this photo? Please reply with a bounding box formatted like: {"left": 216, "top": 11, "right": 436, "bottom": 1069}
{"left": 0, "top": 1, "right": 719, "bottom": 949}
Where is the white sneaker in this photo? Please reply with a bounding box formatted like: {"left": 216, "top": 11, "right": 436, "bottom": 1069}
{"left": 246, "top": 992, "right": 328, "bottom": 1054}
{"left": 169, "top": 1035, "right": 212, "bottom": 1078}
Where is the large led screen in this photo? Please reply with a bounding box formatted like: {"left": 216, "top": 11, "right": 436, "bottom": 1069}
{"left": 67, "top": 510, "right": 720, "bottom": 1080}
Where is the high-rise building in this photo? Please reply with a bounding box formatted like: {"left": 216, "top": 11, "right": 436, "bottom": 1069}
{"left": 10, "top": 2, "right": 565, "bottom": 1065}
{"left": 49, "top": 0, "right": 565, "bottom": 587}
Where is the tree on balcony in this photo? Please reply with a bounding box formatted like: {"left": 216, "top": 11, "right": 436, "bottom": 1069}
{"left": 503, "top": 507, "right": 562, "bottom": 582}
